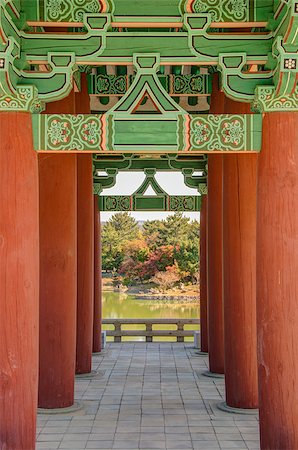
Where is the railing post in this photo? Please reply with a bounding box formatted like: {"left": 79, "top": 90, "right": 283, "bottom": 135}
{"left": 177, "top": 322, "right": 184, "bottom": 342}
{"left": 114, "top": 322, "right": 122, "bottom": 343}
{"left": 146, "top": 322, "right": 153, "bottom": 342}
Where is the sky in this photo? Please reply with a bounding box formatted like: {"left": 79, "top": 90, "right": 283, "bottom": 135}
{"left": 100, "top": 172, "right": 201, "bottom": 222}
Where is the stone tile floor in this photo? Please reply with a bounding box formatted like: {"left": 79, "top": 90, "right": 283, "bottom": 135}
{"left": 36, "top": 343, "right": 260, "bottom": 450}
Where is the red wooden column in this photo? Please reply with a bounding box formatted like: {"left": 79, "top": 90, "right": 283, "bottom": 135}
{"left": 257, "top": 112, "right": 298, "bottom": 449}
{"left": 76, "top": 155, "right": 94, "bottom": 372}
{"left": 200, "top": 195, "right": 208, "bottom": 353}
{"left": 0, "top": 113, "right": 39, "bottom": 449}
{"left": 38, "top": 91, "right": 78, "bottom": 408}
{"left": 207, "top": 155, "right": 224, "bottom": 374}
{"left": 223, "top": 153, "right": 258, "bottom": 408}
{"left": 93, "top": 196, "right": 102, "bottom": 353}
{"left": 75, "top": 74, "right": 95, "bottom": 374}
{"left": 205, "top": 72, "right": 225, "bottom": 374}
{"left": 221, "top": 98, "right": 258, "bottom": 409}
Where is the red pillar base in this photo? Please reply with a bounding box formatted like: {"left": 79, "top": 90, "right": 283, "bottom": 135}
{"left": 217, "top": 402, "right": 258, "bottom": 415}
{"left": 202, "top": 371, "right": 224, "bottom": 379}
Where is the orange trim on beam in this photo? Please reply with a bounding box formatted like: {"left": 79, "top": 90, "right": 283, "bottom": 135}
{"left": 27, "top": 20, "right": 268, "bottom": 30}
{"left": 111, "top": 22, "right": 184, "bottom": 28}
{"left": 209, "top": 21, "right": 268, "bottom": 28}
{"left": 27, "top": 21, "right": 84, "bottom": 27}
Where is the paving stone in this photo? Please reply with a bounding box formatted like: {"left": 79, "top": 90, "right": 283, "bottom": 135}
{"left": 139, "top": 441, "right": 166, "bottom": 449}
{"left": 36, "top": 443, "right": 60, "bottom": 449}
{"left": 86, "top": 441, "right": 114, "bottom": 449}
{"left": 36, "top": 343, "right": 260, "bottom": 450}
{"left": 59, "top": 441, "right": 87, "bottom": 449}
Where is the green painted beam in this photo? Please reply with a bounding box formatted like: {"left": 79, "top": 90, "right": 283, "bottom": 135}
{"left": 98, "top": 194, "right": 201, "bottom": 211}
{"left": 22, "top": 0, "right": 273, "bottom": 21}
{"left": 21, "top": 26, "right": 273, "bottom": 63}
{"left": 31, "top": 113, "right": 263, "bottom": 153}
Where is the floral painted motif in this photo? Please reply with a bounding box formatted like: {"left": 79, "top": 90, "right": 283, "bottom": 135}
{"left": 0, "top": 86, "right": 43, "bottom": 112}
{"left": 170, "top": 196, "right": 198, "bottom": 211}
{"left": 253, "top": 86, "right": 298, "bottom": 112}
{"left": 191, "top": 0, "right": 249, "bottom": 22}
{"left": 45, "top": 115, "right": 102, "bottom": 150}
{"left": 221, "top": 119, "right": 244, "bottom": 145}
{"left": 47, "top": 119, "right": 71, "bottom": 146}
{"left": 46, "top": 0, "right": 64, "bottom": 20}
{"left": 94, "top": 75, "right": 127, "bottom": 95}
{"left": 81, "top": 119, "right": 100, "bottom": 145}
{"left": 104, "top": 196, "right": 131, "bottom": 211}
{"left": 172, "top": 75, "right": 204, "bottom": 95}
{"left": 190, "top": 115, "right": 247, "bottom": 151}
{"left": 45, "top": 0, "right": 103, "bottom": 22}
{"left": 192, "top": 120, "right": 211, "bottom": 146}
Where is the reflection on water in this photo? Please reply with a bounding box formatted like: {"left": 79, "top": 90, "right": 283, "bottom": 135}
{"left": 102, "top": 291, "right": 200, "bottom": 342}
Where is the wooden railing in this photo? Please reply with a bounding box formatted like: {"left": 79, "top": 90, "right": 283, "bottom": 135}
{"left": 102, "top": 318, "right": 200, "bottom": 342}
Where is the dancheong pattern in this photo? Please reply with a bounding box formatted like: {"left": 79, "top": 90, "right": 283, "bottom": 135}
{"left": 88, "top": 74, "right": 208, "bottom": 96}
{"left": 190, "top": 115, "right": 248, "bottom": 151}
{"left": 44, "top": 0, "right": 103, "bottom": 21}
{"left": 32, "top": 113, "right": 262, "bottom": 152}
{"left": 91, "top": 75, "right": 127, "bottom": 95}
{"left": 191, "top": 0, "right": 249, "bottom": 22}
{"left": 171, "top": 75, "right": 206, "bottom": 95}
{"left": 169, "top": 196, "right": 200, "bottom": 211}
{"left": 45, "top": 115, "right": 102, "bottom": 150}
{"left": 105, "top": 196, "right": 131, "bottom": 211}
{"left": 98, "top": 195, "right": 201, "bottom": 212}
{"left": 253, "top": 87, "right": 298, "bottom": 113}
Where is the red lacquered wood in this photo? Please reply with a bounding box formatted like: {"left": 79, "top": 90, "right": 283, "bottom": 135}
{"left": 39, "top": 92, "right": 77, "bottom": 408}
{"left": 38, "top": 153, "right": 77, "bottom": 408}
{"left": 207, "top": 155, "right": 224, "bottom": 374}
{"left": 222, "top": 98, "right": 258, "bottom": 408}
{"left": 93, "top": 197, "right": 102, "bottom": 353}
{"left": 75, "top": 73, "right": 94, "bottom": 374}
{"left": 0, "top": 112, "right": 39, "bottom": 449}
{"left": 206, "top": 72, "right": 225, "bottom": 374}
{"left": 200, "top": 195, "right": 208, "bottom": 353}
{"left": 223, "top": 153, "right": 258, "bottom": 408}
{"left": 209, "top": 72, "right": 225, "bottom": 114}
{"left": 257, "top": 112, "right": 298, "bottom": 449}
{"left": 76, "top": 155, "right": 94, "bottom": 373}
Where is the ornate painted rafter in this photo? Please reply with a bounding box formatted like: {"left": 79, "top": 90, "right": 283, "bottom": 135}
{"left": 88, "top": 73, "right": 211, "bottom": 96}
{"left": 31, "top": 53, "right": 262, "bottom": 153}
{"left": 97, "top": 168, "right": 202, "bottom": 211}
{"left": 0, "top": 0, "right": 297, "bottom": 111}
{"left": 93, "top": 154, "right": 208, "bottom": 195}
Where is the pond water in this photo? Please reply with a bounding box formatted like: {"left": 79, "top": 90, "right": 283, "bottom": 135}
{"left": 102, "top": 291, "right": 200, "bottom": 342}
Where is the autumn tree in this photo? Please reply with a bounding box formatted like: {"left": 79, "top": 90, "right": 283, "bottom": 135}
{"left": 101, "top": 212, "right": 139, "bottom": 271}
